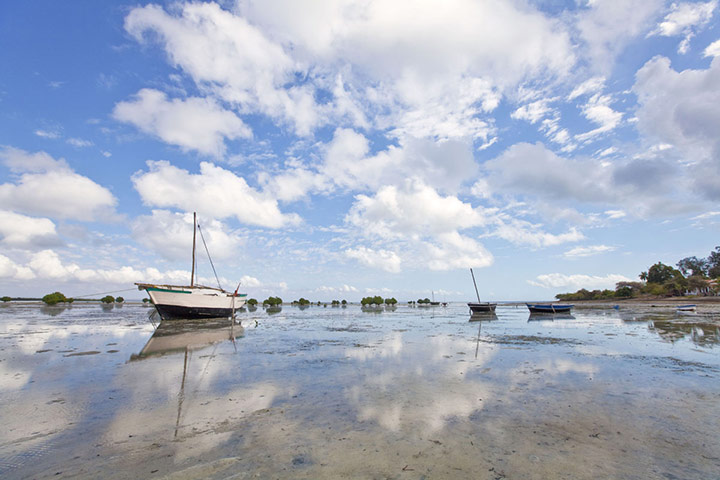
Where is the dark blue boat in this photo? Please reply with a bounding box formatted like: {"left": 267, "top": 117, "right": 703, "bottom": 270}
{"left": 526, "top": 303, "right": 573, "bottom": 313}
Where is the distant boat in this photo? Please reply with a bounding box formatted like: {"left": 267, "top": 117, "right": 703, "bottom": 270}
{"left": 676, "top": 304, "right": 697, "bottom": 312}
{"left": 467, "top": 268, "right": 497, "bottom": 313}
{"left": 526, "top": 303, "right": 573, "bottom": 314}
{"left": 429, "top": 291, "right": 440, "bottom": 306}
{"left": 136, "top": 212, "right": 246, "bottom": 320}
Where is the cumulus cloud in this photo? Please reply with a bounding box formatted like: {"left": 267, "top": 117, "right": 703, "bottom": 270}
{"left": 529, "top": 273, "right": 632, "bottom": 290}
{"left": 575, "top": 0, "right": 664, "bottom": 73}
{"left": 132, "top": 160, "right": 301, "bottom": 228}
{"left": 131, "top": 210, "right": 244, "bottom": 261}
{"left": 113, "top": 89, "right": 251, "bottom": 157}
{"left": 124, "top": 0, "right": 575, "bottom": 142}
{"left": 346, "top": 179, "right": 489, "bottom": 238}
{"left": 650, "top": 1, "right": 717, "bottom": 53}
{"left": 124, "top": 3, "right": 318, "bottom": 136}
{"left": 343, "top": 179, "right": 494, "bottom": 272}
{"left": 345, "top": 246, "right": 402, "bottom": 273}
{"left": 0, "top": 249, "right": 191, "bottom": 285}
{"left": 493, "top": 218, "right": 585, "bottom": 248}
{"left": 705, "top": 39, "right": 720, "bottom": 57}
{"left": 0, "top": 254, "right": 35, "bottom": 280}
{"left": 633, "top": 55, "right": 720, "bottom": 199}
{"left": 0, "top": 147, "right": 117, "bottom": 221}
{"left": 482, "top": 141, "right": 689, "bottom": 217}
{"left": 0, "top": 211, "right": 61, "bottom": 249}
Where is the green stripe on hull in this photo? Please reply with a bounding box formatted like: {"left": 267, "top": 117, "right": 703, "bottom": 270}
{"left": 146, "top": 287, "right": 192, "bottom": 294}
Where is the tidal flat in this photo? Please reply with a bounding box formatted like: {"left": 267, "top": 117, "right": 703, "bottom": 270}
{"left": 1, "top": 302, "right": 719, "bottom": 479}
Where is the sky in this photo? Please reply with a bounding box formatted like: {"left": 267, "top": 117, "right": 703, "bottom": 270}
{"left": 0, "top": 0, "right": 719, "bottom": 302}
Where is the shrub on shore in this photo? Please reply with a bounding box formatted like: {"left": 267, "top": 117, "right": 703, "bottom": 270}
{"left": 42, "top": 292, "right": 69, "bottom": 305}
{"left": 263, "top": 296, "right": 282, "bottom": 307}
{"left": 100, "top": 295, "right": 115, "bottom": 304}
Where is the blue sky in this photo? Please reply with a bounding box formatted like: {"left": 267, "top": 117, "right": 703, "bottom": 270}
{"left": 1, "top": 0, "right": 719, "bottom": 301}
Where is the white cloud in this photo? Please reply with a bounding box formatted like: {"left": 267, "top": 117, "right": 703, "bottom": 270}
{"left": 0, "top": 146, "right": 68, "bottom": 173}
{"left": 125, "top": 0, "right": 576, "bottom": 142}
{"left": 567, "top": 76, "right": 605, "bottom": 100}
{"left": 125, "top": 3, "right": 318, "bottom": 136}
{"left": 633, "top": 55, "right": 720, "bottom": 199}
{"left": 575, "top": 94, "right": 623, "bottom": 142}
{"left": 0, "top": 147, "right": 117, "bottom": 221}
{"left": 344, "top": 179, "right": 494, "bottom": 272}
{"left": 346, "top": 179, "right": 489, "bottom": 238}
{"left": 260, "top": 128, "right": 480, "bottom": 204}
{"left": 482, "top": 141, "right": 685, "bottom": 217}
{"left": 493, "top": 218, "right": 585, "bottom": 248}
{"left": 575, "top": 0, "right": 664, "bottom": 72}
{"left": 484, "top": 142, "right": 616, "bottom": 204}
{"left": 0, "top": 249, "right": 191, "bottom": 285}
{"left": 132, "top": 160, "right": 301, "bottom": 228}
{"left": 66, "top": 138, "right": 94, "bottom": 148}
{"left": 705, "top": 39, "right": 720, "bottom": 57}
{"left": 0, "top": 254, "right": 35, "bottom": 280}
{"left": 529, "top": 273, "right": 632, "bottom": 290}
{"left": 35, "top": 129, "right": 61, "bottom": 139}
{"left": 422, "top": 232, "right": 493, "bottom": 271}
{"left": 563, "top": 244, "right": 615, "bottom": 258}
{"left": 650, "top": 1, "right": 717, "bottom": 53}
{"left": 315, "top": 284, "right": 358, "bottom": 293}
{"left": 0, "top": 211, "right": 61, "bottom": 249}
{"left": 511, "top": 99, "right": 552, "bottom": 124}
{"left": 345, "top": 246, "right": 401, "bottom": 273}
{"left": 131, "top": 210, "right": 244, "bottom": 261}
{"left": 327, "top": 129, "right": 479, "bottom": 193}
{"left": 113, "top": 89, "right": 251, "bottom": 157}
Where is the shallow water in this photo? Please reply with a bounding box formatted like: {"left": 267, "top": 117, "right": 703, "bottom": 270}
{"left": 1, "top": 302, "right": 719, "bottom": 479}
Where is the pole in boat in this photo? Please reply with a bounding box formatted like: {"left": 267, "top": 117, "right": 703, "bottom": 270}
{"left": 231, "top": 282, "right": 241, "bottom": 330}
{"left": 190, "top": 212, "right": 197, "bottom": 287}
{"left": 470, "top": 268, "right": 481, "bottom": 303}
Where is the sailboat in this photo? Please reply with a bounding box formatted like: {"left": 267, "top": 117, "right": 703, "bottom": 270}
{"left": 136, "top": 212, "right": 247, "bottom": 320}
{"left": 467, "top": 268, "right": 497, "bottom": 313}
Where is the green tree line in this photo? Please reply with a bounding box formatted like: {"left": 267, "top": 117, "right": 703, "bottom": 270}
{"left": 556, "top": 246, "right": 720, "bottom": 300}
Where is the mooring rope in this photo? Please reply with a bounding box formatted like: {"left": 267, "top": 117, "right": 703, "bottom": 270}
{"left": 70, "top": 287, "right": 137, "bottom": 298}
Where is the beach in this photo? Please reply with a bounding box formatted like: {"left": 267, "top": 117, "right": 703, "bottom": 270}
{"left": 1, "top": 302, "right": 719, "bottom": 479}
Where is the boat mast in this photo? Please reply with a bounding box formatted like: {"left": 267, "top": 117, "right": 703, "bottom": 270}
{"left": 470, "top": 268, "right": 481, "bottom": 303}
{"left": 190, "top": 212, "right": 197, "bottom": 287}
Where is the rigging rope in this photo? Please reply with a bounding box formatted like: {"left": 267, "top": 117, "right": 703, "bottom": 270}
{"left": 197, "top": 222, "right": 223, "bottom": 290}
{"left": 71, "top": 287, "right": 137, "bottom": 298}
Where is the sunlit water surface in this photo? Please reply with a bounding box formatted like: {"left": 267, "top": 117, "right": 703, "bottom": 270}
{"left": 1, "top": 302, "right": 719, "bottom": 479}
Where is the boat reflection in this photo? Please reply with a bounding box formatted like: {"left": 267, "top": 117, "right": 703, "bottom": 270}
{"left": 130, "top": 318, "right": 243, "bottom": 360}
{"left": 650, "top": 320, "right": 719, "bottom": 347}
{"left": 527, "top": 312, "right": 576, "bottom": 321}
{"left": 130, "top": 318, "right": 243, "bottom": 439}
{"left": 469, "top": 312, "right": 498, "bottom": 322}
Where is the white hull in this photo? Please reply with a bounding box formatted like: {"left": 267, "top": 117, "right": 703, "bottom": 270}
{"left": 137, "top": 284, "right": 246, "bottom": 319}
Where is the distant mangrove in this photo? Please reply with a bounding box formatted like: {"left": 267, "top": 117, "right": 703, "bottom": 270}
{"left": 360, "top": 296, "right": 397, "bottom": 306}
{"left": 42, "top": 292, "right": 74, "bottom": 305}
{"left": 262, "top": 296, "right": 282, "bottom": 307}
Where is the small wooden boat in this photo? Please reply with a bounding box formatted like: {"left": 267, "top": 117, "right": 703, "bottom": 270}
{"left": 526, "top": 303, "right": 573, "bottom": 314}
{"left": 676, "top": 304, "right": 697, "bottom": 312}
{"left": 467, "top": 268, "right": 497, "bottom": 314}
{"left": 468, "top": 302, "right": 497, "bottom": 313}
{"left": 136, "top": 212, "right": 246, "bottom": 320}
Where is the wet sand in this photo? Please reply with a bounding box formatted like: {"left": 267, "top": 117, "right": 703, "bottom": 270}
{"left": 1, "top": 302, "right": 719, "bottom": 479}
